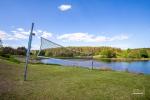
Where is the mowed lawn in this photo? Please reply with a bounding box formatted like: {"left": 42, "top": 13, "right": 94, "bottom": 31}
{"left": 0, "top": 59, "right": 150, "bottom": 100}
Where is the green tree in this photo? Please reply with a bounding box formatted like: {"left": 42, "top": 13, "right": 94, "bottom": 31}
{"left": 16, "top": 47, "right": 27, "bottom": 55}
{"left": 121, "top": 50, "right": 128, "bottom": 58}
{"left": 45, "top": 51, "right": 52, "bottom": 57}
{"left": 140, "top": 49, "right": 148, "bottom": 58}
{"left": 40, "top": 50, "right": 46, "bottom": 56}
{"left": 128, "top": 51, "right": 140, "bottom": 58}
{"left": 100, "top": 49, "right": 116, "bottom": 58}
{"left": 2, "top": 47, "right": 15, "bottom": 55}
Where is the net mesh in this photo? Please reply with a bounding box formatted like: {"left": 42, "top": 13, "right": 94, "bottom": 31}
{"left": 37, "top": 37, "right": 93, "bottom": 59}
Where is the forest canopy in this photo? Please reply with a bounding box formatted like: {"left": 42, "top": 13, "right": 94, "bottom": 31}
{"left": 32, "top": 46, "right": 150, "bottom": 59}
{"left": 1, "top": 46, "right": 150, "bottom": 59}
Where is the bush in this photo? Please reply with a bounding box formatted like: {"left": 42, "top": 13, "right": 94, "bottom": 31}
{"left": 0, "top": 54, "right": 20, "bottom": 63}
{"left": 45, "top": 51, "right": 53, "bottom": 57}
{"left": 139, "top": 49, "right": 148, "bottom": 58}
{"left": 128, "top": 51, "right": 140, "bottom": 58}
{"left": 8, "top": 57, "right": 20, "bottom": 63}
{"left": 16, "top": 47, "right": 27, "bottom": 55}
{"left": 100, "top": 49, "right": 116, "bottom": 58}
{"left": 0, "top": 54, "right": 10, "bottom": 58}
{"left": 2, "top": 47, "right": 15, "bottom": 55}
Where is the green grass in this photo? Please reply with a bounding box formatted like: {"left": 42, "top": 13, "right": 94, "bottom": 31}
{"left": 0, "top": 55, "right": 20, "bottom": 64}
{"left": 0, "top": 59, "right": 150, "bottom": 100}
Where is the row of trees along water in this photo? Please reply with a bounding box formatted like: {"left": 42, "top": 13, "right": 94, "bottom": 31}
{"left": 0, "top": 47, "right": 27, "bottom": 58}
{"left": 32, "top": 46, "right": 150, "bottom": 58}
{"left": 0, "top": 46, "right": 150, "bottom": 58}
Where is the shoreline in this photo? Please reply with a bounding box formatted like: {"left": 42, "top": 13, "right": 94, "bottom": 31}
{"left": 38, "top": 56, "right": 150, "bottom": 62}
{"left": 94, "top": 58, "right": 150, "bottom": 62}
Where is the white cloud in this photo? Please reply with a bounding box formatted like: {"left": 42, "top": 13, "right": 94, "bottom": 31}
{"left": 57, "top": 33, "right": 129, "bottom": 42}
{"left": 109, "top": 35, "right": 128, "bottom": 41}
{"left": 14, "top": 33, "right": 28, "bottom": 39}
{"left": 58, "top": 4, "right": 72, "bottom": 11}
{"left": 0, "top": 30, "right": 7, "bottom": 39}
{"left": 0, "top": 28, "right": 53, "bottom": 40}
{"left": 58, "top": 33, "right": 91, "bottom": 41}
{"left": 41, "top": 31, "right": 52, "bottom": 38}
{"left": 36, "top": 30, "right": 53, "bottom": 39}
{"left": 12, "top": 29, "right": 29, "bottom": 39}
{"left": 31, "top": 44, "right": 40, "bottom": 50}
{"left": 10, "top": 29, "right": 29, "bottom": 40}
{"left": 110, "top": 44, "right": 130, "bottom": 49}
{"left": 0, "top": 30, "right": 13, "bottom": 40}
{"left": 17, "top": 28, "right": 24, "bottom": 31}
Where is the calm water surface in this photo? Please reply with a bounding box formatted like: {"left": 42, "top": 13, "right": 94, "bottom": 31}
{"left": 41, "top": 58, "right": 150, "bottom": 74}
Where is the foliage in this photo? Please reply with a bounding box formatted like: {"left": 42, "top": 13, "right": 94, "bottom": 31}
{"left": 2, "top": 47, "right": 15, "bottom": 55}
{"left": 100, "top": 49, "right": 116, "bottom": 58}
{"left": 16, "top": 47, "right": 27, "bottom": 55}
{"left": 0, "top": 46, "right": 27, "bottom": 56}
{"left": 128, "top": 50, "right": 140, "bottom": 58}
{"left": 1, "top": 46, "right": 150, "bottom": 59}
{"left": 0, "top": 55, "right": 20, "bottom": 63}
{"left": 38, "top": 46, "right": 120, "bottom": 58}
{"left": 120, "top": 50, "right": 128, "bottom": 58}
{"left": 139, "top": 49, "right": 148, "bottom": 58}
{"left": 0, "top": 53, "right": 10, "bottom": 58}
{"left": 36, "top": 47, "right": 150, "bottom": 58}
{"left": 45, "top": 50, "right": 52, "bottom": 56}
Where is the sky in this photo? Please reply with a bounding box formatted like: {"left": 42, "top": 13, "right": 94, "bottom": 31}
{"left": 0, "top": 0, "right": 150, "bottom": 50}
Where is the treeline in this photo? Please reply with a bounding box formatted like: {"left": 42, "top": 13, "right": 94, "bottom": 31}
{"left": 120, "top": 48, "right": 150, "bottom": 58}
{"left": 0, "top": 47, "right": 27, "bottom": 57}
{"left": 32, "top": 46, "right": 121, "bottom": 58}
{"left": 99, "top": 48, "right": 150, "bottom": 58}
{"left": 1, "top": 46, "right": 150, "bottom": 59}
{"left": 32, "top": 46, "right": 150, "bottom": 58}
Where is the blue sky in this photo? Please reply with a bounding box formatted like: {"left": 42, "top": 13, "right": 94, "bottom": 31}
{"left": 0, "top": 0, "right": 150, "bottom": 49}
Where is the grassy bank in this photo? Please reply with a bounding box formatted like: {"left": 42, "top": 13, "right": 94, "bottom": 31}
{"left": 0, "top": 59, "right": 150, "bottom": 100}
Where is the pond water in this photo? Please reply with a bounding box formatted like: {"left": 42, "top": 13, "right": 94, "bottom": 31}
{"left": 41, "top": 58, "right": 150, "bottom": 74}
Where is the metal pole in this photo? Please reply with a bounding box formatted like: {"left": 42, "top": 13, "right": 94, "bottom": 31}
{"left": 92, "top": 59, "right": 93, "bottom": 69}
{"left": 24, "top": 23, "right": 34, "bottom": 81}
{"left": 91, "top": 50, "right": 94, "bottom": 70}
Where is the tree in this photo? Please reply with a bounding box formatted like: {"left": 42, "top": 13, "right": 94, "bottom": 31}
{"left": 121, "top": 50, "right": 128, "bottom": 58}
{"left": 2, "top": 47, "right": 15, "bottom": 55}
{"left": 16, "top": 47, "right": 27, "bottom": 55}
{"left": 39, "top": 50, "right": 45, "bottom": 56}
{"left": 100, "top": 49, "right": 116, "bottom": 58}
{"left": 140, "top": 49, "right": 148, "bottom": 58}
{"left": 128, "top": 51, "right": 140, "bottom": 58}
{"left": 45, "top": 51, "right": 52, "bottom": 57}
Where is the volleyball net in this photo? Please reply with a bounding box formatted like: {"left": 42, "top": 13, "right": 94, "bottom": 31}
{"left": 37, "top": 37, "right": 93, "bottom": 59}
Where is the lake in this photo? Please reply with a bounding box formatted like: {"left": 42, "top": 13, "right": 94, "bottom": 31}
{"left": 41, "top": 58, "right": 150, "bottom": 74}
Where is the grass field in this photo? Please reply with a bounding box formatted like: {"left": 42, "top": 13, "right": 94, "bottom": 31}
{"left": 0, "top": 59, "right": 150, "bottom": 100}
